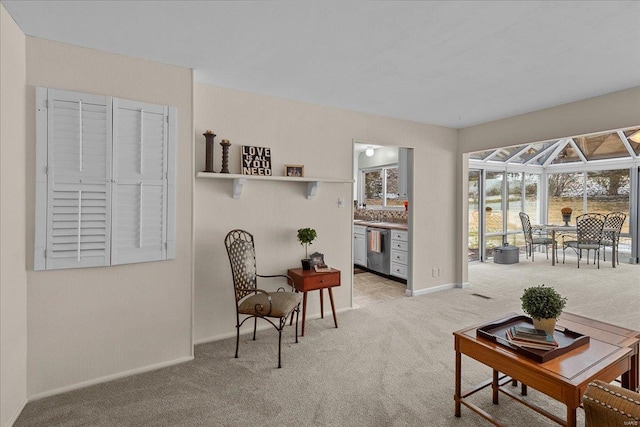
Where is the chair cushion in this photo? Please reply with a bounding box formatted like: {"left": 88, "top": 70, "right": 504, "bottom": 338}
{"left": 238, "top": 291, "right": 302, "bottom": 318}
{"left": 566, "top": 241, "right": 600, "bottom": 250}
{"left": 531, "top": 237, "right": 553, "bottom": 244}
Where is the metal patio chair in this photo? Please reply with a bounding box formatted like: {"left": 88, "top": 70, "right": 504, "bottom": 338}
{"left": 563, "top": 213, "right": 605, "bottom": 268}
{"left": 224, "top": 229, "right": 302, "bottom": 368}
{"left": 519, "top": 212, "right": 554, "bottom": 261}
{"left": 602, "top": 212, "right": 626, "bottom": 265}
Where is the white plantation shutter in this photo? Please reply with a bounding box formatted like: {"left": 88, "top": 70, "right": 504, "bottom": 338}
{"left": 35, "top": 88, "right": 176, "bottom": 270}
{"left": 35, "top": 88, "right": 112, "bottom": 270}
{"left": 111, "top": 99, "right": 169, "bottom": 265}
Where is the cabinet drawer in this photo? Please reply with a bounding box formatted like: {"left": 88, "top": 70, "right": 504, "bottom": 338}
{"left": 391, "top": 231, "right": 408, "bottom": 241}
{"left": 354, "top": 225, "right": 367, "bottom": 235}
{"left": 391, "top": 240, "right": 408, "bottom": 251}
{"left": 390, "top": 262, "right": 407, "bottom": 279}
{"left": 391, "top": 249, "right": 408, "bottom": 265}
{"left": 293, "top": 271, "right": 340, "bottom": 291}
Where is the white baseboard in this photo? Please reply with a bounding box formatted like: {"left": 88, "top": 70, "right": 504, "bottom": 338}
{"left": 410, "top": 282, "right": 460, "bottom": 296}
{"left": 5, "top": 397, "right": 27, "bottom": 427}
{"left": 28, "top": 356, "right": 194, "bottom": 402}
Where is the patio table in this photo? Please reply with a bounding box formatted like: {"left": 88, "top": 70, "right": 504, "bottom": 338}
{"left": 537, "top": 225, "right": 617, "bottom": 268}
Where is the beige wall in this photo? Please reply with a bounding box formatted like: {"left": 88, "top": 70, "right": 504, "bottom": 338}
{"left": 193, "top": 83, "right": 458, "bottom": 343}
{"left": 457, "top": 86, "right": 640, "bottom": 284}
{"left": 0, "top": 5, "right": 28, "bottom": 425}
{"left": 458, "top": 86, "right": 640, "bottom": 153}
{"left": 24, "top": 38, "right": 194, "bottom": 397}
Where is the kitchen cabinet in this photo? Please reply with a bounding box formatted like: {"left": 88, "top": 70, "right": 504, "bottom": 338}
{"left": 353, "top": 225, "right": 367, "bottom": 267}
{"left": 390, "top": 230, "right": 408, "bottom": 279}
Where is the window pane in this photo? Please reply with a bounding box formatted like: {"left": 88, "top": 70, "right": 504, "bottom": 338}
{"left": 468, "top": 170, "right": 480, "bottom": 261}
{"left": 551, "top": 142, "right": 584, "bottom": 164}
{"left": 574, "top": 133, "right": 629, "bottom": 161}
{"left": 507, "top": 172, "right": 522, "bottom": 232}
{"left": 485, "top": 172, "right": 505, "bottom": 259}
{"left": 586, "top": 169, "right": 630, "bottom": 234}
{"left": 510, "top": 143, "right": 556, "bottom": 164}
{"left": 469, "top": 150, "right": 495, "bottom": 160}
{"left": 547, "top": 172, "right": 584, "bottom": 224}
{"left": 385, "top": 168, "right": 403, "bottom": 206}
{"left": 364, "top": 170, "right": 382, "bottom": 206}
{"left": 524, "top": 173, "right": 541, "bottom": 224}
{"left": 485, "top": 172, "right": 504, "bottom": 234}
{"left": 623, "top": 128, "right": 640, "bottom": 156}
{"left": 491, "top": 146, "right": 524, "bottom": 162}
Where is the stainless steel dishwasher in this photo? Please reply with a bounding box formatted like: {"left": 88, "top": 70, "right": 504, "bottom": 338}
{"left": 366, "top": 227, "right": 391, "bottom": 275}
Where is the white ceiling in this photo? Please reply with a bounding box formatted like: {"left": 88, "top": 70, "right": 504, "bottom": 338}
{"left": 3, "top": 1, "right": 639, "bottom": 128}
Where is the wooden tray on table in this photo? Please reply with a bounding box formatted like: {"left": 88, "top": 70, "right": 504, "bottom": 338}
{"left": 477, "top": 314, "right": 590, "bottom": 363}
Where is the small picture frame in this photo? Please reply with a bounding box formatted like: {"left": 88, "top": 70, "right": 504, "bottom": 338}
{"left": 309, "top": 252, "right": 326, "bottom": 268}
{"left": 285, "top": 164, "right": 304, "bottom": 177}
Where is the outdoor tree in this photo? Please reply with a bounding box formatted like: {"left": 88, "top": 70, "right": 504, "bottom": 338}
{"left": 548, "top": 173, "right": 581, "bottom": 197}
{"left": 589, "top": 170, "right": 628, "bottom": 196}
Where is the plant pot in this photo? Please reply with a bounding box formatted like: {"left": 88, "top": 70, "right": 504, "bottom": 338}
{"left": 562, "top": 213, "right": 572, "bottom": 226}
{"left": 301, "top": 259, "right": 311, "bottom": 270}
{"left": 532, "top": 317, "right": 557, "bottom": 335}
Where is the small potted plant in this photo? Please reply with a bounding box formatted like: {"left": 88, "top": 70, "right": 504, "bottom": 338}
{"left": 561, "top": 207, "right": 573, "bottom": 226}
{"left": 297, "top": 228, "right": 317, "bottom": 270}
{"left": 520, "top": 285, "right": 567, "bottom": 334}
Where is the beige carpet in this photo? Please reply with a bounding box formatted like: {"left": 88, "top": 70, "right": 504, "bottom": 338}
{"left": 14, "top": 257, "right": 639, "bottom": 426}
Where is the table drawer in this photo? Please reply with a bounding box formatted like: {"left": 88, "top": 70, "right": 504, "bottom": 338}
{"left": 390, "top": 262, "right": 407, "bottom": 279}
{"left": 391, "top": 248, "right": 408, "bottom": 265}
{"left": 293, "top": 271, "right": 340, "bottom": 291}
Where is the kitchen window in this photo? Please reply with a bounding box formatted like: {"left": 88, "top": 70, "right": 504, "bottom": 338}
{"left": 361, "top": 166, "right": 403, "bottom": 207}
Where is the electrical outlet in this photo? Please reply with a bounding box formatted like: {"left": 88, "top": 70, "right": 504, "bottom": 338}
{"left": 338, "top": 197, "right": 344, "bottom": 208}
{"left": 432, "top": 268, "right": 437, "bottom": 277}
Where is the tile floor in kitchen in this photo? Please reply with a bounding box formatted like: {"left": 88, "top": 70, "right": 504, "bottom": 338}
{"left": 353, "top": 268, "right": 407, "bottom": 308}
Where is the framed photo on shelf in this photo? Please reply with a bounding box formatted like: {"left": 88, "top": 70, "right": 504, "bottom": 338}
{"left": 285, "top": 164, "right": 304, "bottom": 177}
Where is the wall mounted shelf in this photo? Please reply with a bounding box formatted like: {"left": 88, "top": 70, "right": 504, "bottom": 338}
{"left": 196, "top": 172, "right": 352, "bottom": 199}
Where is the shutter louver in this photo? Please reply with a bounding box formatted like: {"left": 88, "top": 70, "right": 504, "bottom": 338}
{"left": 38, "top": 89, "right": 112, "bottom": 270}
{"left": 111, "top": 99, "right": 168, "bottom": 265}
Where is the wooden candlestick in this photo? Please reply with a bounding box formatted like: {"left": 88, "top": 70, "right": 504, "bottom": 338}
{"left": 220, "top": 139, "right": 231, "bottom": 174}
{"left": 203, "top": 131, "right": 216, "bottom": 172}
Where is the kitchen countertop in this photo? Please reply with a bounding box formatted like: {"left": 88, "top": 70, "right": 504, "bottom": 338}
{"left": 353, "top": 220, "right": 408, "bottom": 231}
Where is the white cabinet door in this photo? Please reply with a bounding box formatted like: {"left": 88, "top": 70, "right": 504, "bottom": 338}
{"left": 353, "top": 229, "right": 367, "bottom": 267}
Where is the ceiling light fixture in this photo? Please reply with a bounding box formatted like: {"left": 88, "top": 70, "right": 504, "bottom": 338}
{"left": 365, "top": 146, "right": 374, "bottom": 157}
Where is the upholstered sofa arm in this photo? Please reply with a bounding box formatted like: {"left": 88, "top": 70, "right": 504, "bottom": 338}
{"left": 582, "top": 380, "right": 640, "bottom": 427}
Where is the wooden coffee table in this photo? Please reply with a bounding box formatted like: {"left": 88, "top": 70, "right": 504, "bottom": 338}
{"left": 454, "top": 312, "right": 640, "bottom": 426}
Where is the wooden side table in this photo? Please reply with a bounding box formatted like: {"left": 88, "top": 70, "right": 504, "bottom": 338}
{"left": 287, "top": 268, "right": 340, "bottom": 336}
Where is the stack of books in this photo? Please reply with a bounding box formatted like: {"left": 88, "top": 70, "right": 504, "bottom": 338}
{"left": 505, "top": 325, "right": 559, "bottom": 350}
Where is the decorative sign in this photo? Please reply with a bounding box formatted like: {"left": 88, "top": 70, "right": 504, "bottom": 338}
{"left": 241, "top": 145, "right": 272, "bottom": 176}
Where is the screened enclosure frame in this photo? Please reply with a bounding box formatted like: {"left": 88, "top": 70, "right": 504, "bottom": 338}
{"left": 467, "top": 126, "right": 640, "bottom": 265}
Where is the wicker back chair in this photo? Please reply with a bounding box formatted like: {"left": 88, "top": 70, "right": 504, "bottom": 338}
{"left": 602, "top": 212, "right": 626, "bottom": 265}
{"left": 583, "top": 380, "right": 640, "bottom": 426}
{"left": 224, "top": 229, "right": 302, "bottom": 368}
{"left": 563, "top": 213, "right": 605, "bottom": 268}
{"left": 519, "top": 212, "right": 554, "bottom": 261}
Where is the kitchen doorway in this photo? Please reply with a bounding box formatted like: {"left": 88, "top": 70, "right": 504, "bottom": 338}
{"left": 352, "top": 141, "right": 413, "bottom": 307}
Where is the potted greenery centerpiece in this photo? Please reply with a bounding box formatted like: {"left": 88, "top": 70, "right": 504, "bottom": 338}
{"left": 561, "top": 207, "right": 573, "bottom": 226}
{"left": 520, "top": 285, "right": 567, "bottom": 334}
{"left": 297, "top": 228, "right": 317, "bottom": 270}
